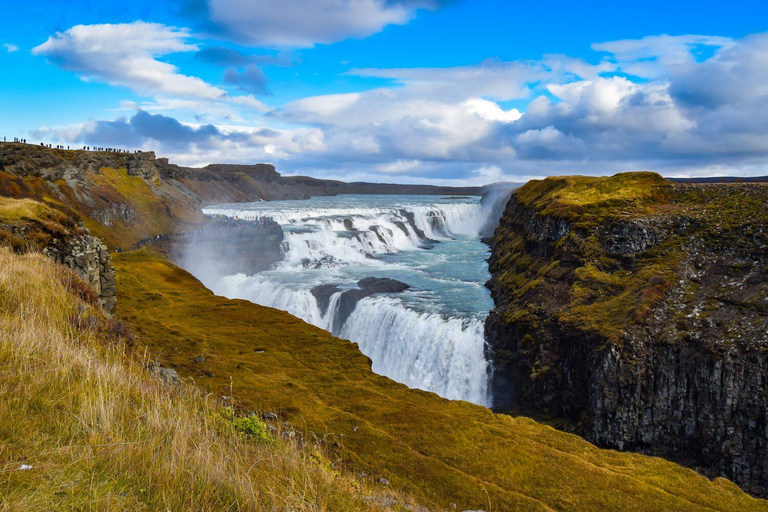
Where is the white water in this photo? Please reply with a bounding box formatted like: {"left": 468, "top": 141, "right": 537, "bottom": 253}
{"left": 204, "top": 200, "right": 485, "bottom": 268}
{"left": 340, "top": 297, "right": 489, "bottom": 402}
{"left": 198, "top": 195, "right": 501, "bottom": 406}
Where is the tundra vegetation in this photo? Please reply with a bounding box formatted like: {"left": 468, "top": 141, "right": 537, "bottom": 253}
{"left": 0, "top": 144, "right": 766, "bottom": 509}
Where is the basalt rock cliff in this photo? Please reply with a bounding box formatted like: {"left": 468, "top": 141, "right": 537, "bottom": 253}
{"left": 485, "top": 172, "right": 768, "bottom": 496}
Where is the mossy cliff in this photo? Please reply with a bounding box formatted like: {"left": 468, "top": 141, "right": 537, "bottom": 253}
{"left": 485, "top": 172, "right": 768, "bottom": 496}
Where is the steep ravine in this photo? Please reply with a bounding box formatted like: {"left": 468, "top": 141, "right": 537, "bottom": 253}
{"left": 484, "top": 172, "right": 768, "bottom": 496}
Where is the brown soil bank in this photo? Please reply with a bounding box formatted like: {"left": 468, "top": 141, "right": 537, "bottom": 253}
{"left": 485, "top": 172, "right": 768, "bottom": 496}
{"left": 112, "top": 249, "right": 765, "bottom": 510}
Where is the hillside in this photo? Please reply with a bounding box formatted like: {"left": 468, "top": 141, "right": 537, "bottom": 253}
{"left": 1, "top": 144, "right": 767, "bottom": 509}
{"left": 485, "top": 172, "right": 768, "bottom": 496}
{"left": 0, "top": 247, "right": 425, "bottom": 510}
{"left": 107, "top": 248, "right": 765, "bottom": 510}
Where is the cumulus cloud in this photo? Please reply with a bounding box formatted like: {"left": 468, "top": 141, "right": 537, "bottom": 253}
{"left": 274, "top": 56, "right": 596, "bottom": 166}
{"left": 197, "top": 0, "right": 443, "bottom": 47}
{"left": 271, "top": 33, "right": 768, "bottom": 180}
{"left": 223, "top": 65, "right": 271, "bottom": 95}
{"left": 33, "top": 22, "right": 225, "bottom": 100}
{"left": 3, "top": 43, "right": 19, "bottom": 53}
{"left": 32, "top": 21, "right": 272, "bottom": 121}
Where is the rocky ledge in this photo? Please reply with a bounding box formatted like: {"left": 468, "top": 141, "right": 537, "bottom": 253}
{"left": 0, "top": 198, "right": 117, "bottom": 314}
{"left": 485, "top": 172, "right": 768, "bottom": 496}
{"left": 44, "top": 234, "right": 116, "bottom": 314}
{"left": 312, "top": 277, "right": 410, "bottom": 333}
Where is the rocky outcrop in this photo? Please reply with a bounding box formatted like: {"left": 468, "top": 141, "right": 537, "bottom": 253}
{"left": 485, "top": 173, "right": 768, "bottom": 496}
{"left": 311, "top": 277, "right": 410, "bottom": 332}
{"left": 0, "top": 198, "right": 117, "bottom": 314}
{"left": 44, "top": 234, "right": 117, "bottom": 314}
{"left": 90, "top": 203, "right": 138, "bottom": 227}
{"left": 0, "top": 143, "right": 162, "bottom": 183}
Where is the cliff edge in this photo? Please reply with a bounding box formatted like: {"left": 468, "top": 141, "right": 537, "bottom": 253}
{"left": 485, "top": 172, "right": 768, "bottom": 496}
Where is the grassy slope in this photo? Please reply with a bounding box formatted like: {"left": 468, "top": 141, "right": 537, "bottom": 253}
{"left": 0, "top": 248, "right": 425, "bottom": 511}
{"left": 0, "top": 196, "right": 85, "bottom": 251}
{"left": 113, "top": 249, "right": 766, "bottom": 511}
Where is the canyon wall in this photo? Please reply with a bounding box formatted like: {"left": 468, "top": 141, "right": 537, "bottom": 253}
{"left": 485, "top": 173, "right": 768, "bottom": 496}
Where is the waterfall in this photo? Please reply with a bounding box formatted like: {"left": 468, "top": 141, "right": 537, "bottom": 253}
{"left": 196, "top": 195, "right": 503, "bottom": 406}
{"left": 340, "top": 297, "right": 489, "bottom": 403}
{"left": 204, "top": 201, "right": 484, "bottom": 268}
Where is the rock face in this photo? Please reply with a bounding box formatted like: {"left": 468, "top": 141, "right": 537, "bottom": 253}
{"left": 485, "top": 173, "right": 768, "bottom": 496}
{"left": 311, "top": 277, "right": 410, "bottom": 333}
{"left": 90, "top": 203, "right": 138, "bottom": 227}
{"left": 0, "top": 198, "right": 117, "bottom": 314}
{"left": 44, "top": 234, "right": 117, "bottom": 314}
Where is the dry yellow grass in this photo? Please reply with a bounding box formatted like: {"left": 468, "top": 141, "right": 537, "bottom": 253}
{"left": 0, "top": 248, "right": 421, "bottom": 511}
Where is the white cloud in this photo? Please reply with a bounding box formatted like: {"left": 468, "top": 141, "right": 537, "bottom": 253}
{"left": 593, "top": 34, "right": 734, "bottom": 78}
{"left": 463, "top": 98, "right": 521, "bottom": 123}
{"left": 3, "top": 43, "right": 19, "bottom": 53}
{"left": 204, "top": 0, "right": 439, "bottom": 48}
{"left": 273, "top": 33, "right": 768, "bottom": 179}
{"left": 33, "top": 22, "right": 225, "bottom": 100}
{"left": 33, "top": 110, "right": 325, "bottom": 166}
{"left": 29, "top": 31, "right": 768, "bottom": 183}
{"left": 351, "top": 59, "right": 547, "bottom": 102}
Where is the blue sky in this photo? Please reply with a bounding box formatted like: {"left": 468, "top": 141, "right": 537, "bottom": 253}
{"left": 1, "top": 0, "right": 767, "bottom": 184}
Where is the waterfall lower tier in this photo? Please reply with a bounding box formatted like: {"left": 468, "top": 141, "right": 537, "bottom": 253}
{"left": 341, "top": 297, "right": 489, "bottom": 404}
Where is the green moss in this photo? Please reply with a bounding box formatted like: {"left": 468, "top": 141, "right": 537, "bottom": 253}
{"left": 515, "top": 172, "right": 671, "bottom": 225}
{"left": 220, "top": 407, "right": 273, "bottom": 443}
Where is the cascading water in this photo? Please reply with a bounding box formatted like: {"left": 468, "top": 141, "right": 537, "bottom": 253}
{"left": 196, "top": 194, "right": 504, "bottom": 406}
